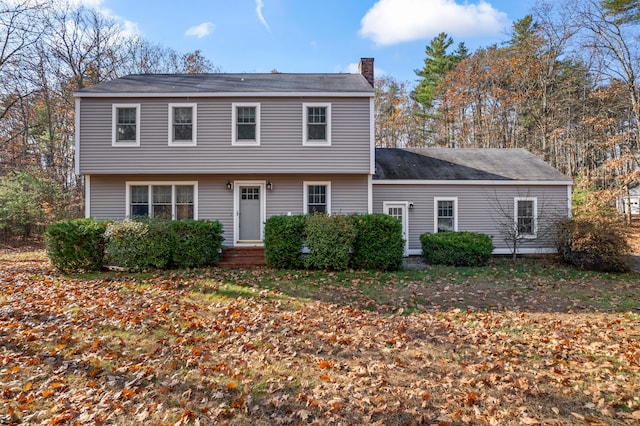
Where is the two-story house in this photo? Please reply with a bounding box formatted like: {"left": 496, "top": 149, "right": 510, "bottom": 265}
{"left": 75, "top": 58, "right": 573, "bottom": 257}
{"left": 75, "top": 59, "right": 376, "bottom": 247}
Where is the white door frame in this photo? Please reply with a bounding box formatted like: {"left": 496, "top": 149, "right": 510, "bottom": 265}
{"left": 383, "top": 201, "right": 409, "bottom": 256}
{"left": 233, "top": 180, "right": 266, "bottom": 246}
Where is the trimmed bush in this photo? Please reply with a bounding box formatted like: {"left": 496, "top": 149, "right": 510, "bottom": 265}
{"left": 170, "top": 220, "right": 224, "bottom": 268}
{"left": 304, "top": 214, "right": 356, "bottom": 271}
{"left": 45, "top": 218, "right": 108, "bottom": 272}
{"left": 557, "top": 214, "right": 630, "bottom": 272}
{"left": 105, "top": 218, "right": 172, "bottom": 271}
{"left": 421, "top": 231, "right": 494, "bottom": 266}
{"left": 351, "top": 213, "right": 404, "bottom": 271}
{"left": 264, "top": 215, "right": 305, "bottom": 269}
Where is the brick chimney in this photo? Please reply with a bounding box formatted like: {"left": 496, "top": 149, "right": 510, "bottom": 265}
{"left": 358, "top": 58, "right": 374, "bottom": 87}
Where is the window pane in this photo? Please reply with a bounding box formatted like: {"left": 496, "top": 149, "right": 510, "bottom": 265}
{"left": 117, "top": 125, "right": 136, "bottom": 141}
{"left": 174, "top": 125, "right": 192, "bottom": 141}
{"left": 116, "top": 107, "right": 137, "bottom": 141}
{"left": 308, "top": 124, "right": 326, "bottom": 140}
{"left": 437, "top": 218, "right": 454, "bottom": 233}
{"left": 309, "top": 204, "right": 326, "bottom": 214}
{"left": 237, "top": 123, "right": 256, "bottom": 140}
{"left": 517, "top": 200, "right": 534, "bottom": 235}
{"left": 130, "top": 185, "right": 149, "bottom": 217}
{"left": 518, "top": 200, "right": 533, "bottom": 217}
{"left": 307, "top": 107, "right": 327, "bottom": 141}
{"left": 176, "top": 185, "right": 193, "bottom": 204}
{"left": 176, "top": 185, "right": 194, "bottom": 220}
{"left": 118, "top": 107, "right": 137, "bottom": 124}
{"left": 131, "top": 185, "right": 148, "bottom": 203}
{"left": 308, "top": 107, "right": 326, "bottom": 124}
{"left": 437, "top": 200, "right": 454, "bottom": 233}
{"left": 131, "top": 204, "right": 148, "bottom": 217}
{"left": 153, "top": 205, "right": 172, "bottom": 219}
{"left": 173, "top": 107, "right": 192, "bottom": 124}
{"left": 307, "top": 185, "right": 327, "bottom": 213}
{"left": 152, "top": 185, "right": 172, "bottom": 218}
{"left": 173, "top": 107, "right": 193, "bottom": 142}
{"left": 176, "top": 205, "right": 194, "bottom": 220}
{"left": 153, "top": 186, "right": 172, "bottom": 203}
{"left": 237, "top": 107, "right": 255, "bottom": 123}
{"left": 438, "top": 200, "right": 454, "bottom": 218}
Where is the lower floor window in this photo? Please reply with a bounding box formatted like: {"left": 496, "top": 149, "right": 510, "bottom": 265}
{"left": 435, "top": 197, "right": 457, "bottom": 233}
{"left": 128, "top": 183, "right": 195, "bottom": 220}
{"left": 515, "top": 198, "right": 536, "bottom": 237}
{"left": 304, "top": 182, "right": 331, "bottom": 214}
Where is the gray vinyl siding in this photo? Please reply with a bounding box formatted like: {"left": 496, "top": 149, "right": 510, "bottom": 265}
{"left": 88, "top": 174, "right": 368, "bottom": 245}
{"left": 78, "top": 97, "right": 371, "bottom": 175}
{"left": 373, "top": 184, "right": 570, "bottom": 253}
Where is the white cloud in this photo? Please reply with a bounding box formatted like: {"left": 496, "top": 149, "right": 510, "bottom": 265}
{"left": 359, "top": 0, "right": 509, "bottom": 46}
{"left": 256, "top": 0, "right": 271, "bottom": 32}
{"left": 185, "top": 22, "right": 215, "bottom": 39}
{"left": 53, "top": 1, "right": 141, "bottom": 39}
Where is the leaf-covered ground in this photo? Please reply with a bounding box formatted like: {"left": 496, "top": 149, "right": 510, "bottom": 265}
{"left": 1, "top": 252, "right": 639, "bottom": 425}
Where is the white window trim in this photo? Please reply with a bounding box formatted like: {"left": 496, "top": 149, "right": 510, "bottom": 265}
{"left": 434, "top": 197, "right": 458, "bottom": 233}
{"left": 125, "top": 181, "right": 198, "bottom": 220}
{"left": 303, "top": 181, "right": 331, "bottom": 214}
{"left": 302, "top": 102, "right": 331, "bottom": 146}
{"left": 232, "top": 102, "right": 260, "bottom": 146}
{"left": 514, "top": 197, "right": 537, "bottom": 239}
{"left": 112, "top": 103, "right": 141, "bottom": 146}
{"left": 168, "top": 103, "right": 197, "bottom": 146}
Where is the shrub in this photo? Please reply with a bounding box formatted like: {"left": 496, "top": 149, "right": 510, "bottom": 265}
{"left": 351, "top": 213, "right": 404, "bottom": 271}
{"left": 304, "top": 214, "right": 356, "bottom": 271}
{"left": 45, "top": 218, "right": 107, "bottom": 272}
{"left": 170, "top": 220, "right": 224, "bottom": 268}
{"left": 105, "top": 218, "right": 172, "bottom": 271}
{"left": 264, "top": 215, "right": 305, "bottom": 269}
{"left": 557, "top": 214, "right": 630, "bottom": 272}
{"left": 421, "top": 231, "right": 494, "bottom": 266}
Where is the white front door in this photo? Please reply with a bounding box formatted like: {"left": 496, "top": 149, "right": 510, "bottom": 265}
{"left": 234, "top": 182, "right": 266, "bottom": 245}
{"left": 384, "top": 201, "right": 409, "bottom": 256}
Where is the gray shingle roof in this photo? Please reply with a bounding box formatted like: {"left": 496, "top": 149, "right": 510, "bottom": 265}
{"left": 75, "top": 73, "right": 374, "bottom": 95}
{"left": 374, "top": 148, "right": 572, "bottom": 182}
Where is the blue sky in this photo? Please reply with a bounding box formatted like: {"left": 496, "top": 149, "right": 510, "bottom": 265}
{"left": 83, "top": 0, "right": 535, "bottom": 85}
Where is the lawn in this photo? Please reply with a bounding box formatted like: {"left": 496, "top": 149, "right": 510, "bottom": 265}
{"left": 1, "top": 251, "right": 639, "bottom": 425}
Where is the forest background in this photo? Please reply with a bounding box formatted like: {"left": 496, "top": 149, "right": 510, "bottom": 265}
{"left": 1, "top": 0, "right": 639, "bottom": 241}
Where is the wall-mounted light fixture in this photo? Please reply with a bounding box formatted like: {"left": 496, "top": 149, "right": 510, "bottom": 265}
{"left": 266, "top": 180, "right": 273, "bottom": 191}
{"left": 409, "top": 202, "right": 414, "bottom": 210}
{"left": 226, "top": 180, "right": 233, "bottom": 190}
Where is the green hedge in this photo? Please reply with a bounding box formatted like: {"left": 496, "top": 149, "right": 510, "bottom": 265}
{"left": 264, "top": 215, "right": 305, "bottom": 269}
{"left": 351, "top": 213, "right": 404, "bottom": 271}
{"left": 105, "top": 218, "right": 172, "bottom": 271}
{"left": 421, "top": 231, "right": 494, "bottom": 266}
{"left": 304, "top": 214, "right": 356, "bottom": 271}
{"left": 557, "top": 215, "right": 629, "bottom": 272}
{"left": 45, "top": 218, "right": 108, "bottom": 272}
{"left": 170, "top": 220, "right": 224, "bottom": 268}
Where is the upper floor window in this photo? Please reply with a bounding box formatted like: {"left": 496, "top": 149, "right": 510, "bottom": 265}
{"left": 232, "top": 103, "right": 260, "bottom": 146}
{"left": 515, "top": 197, "right": 537, "bottom": 238}
{"left": 127, "top": 182, "right": 197, "bottom": 220}
{"left": 169, "top": 103, "right": 197, "bottom": 146}
{"left": 304, "top": 181, "right": 331, "bottom": 214}
{"left": 434, "top": 197, "right": 458, "bottom": 233}
{"left": 303, "top": 103, "right": 331, "bottom": 146}
{"left": 112, "top": 104, "right": 140, "bottom": 146}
